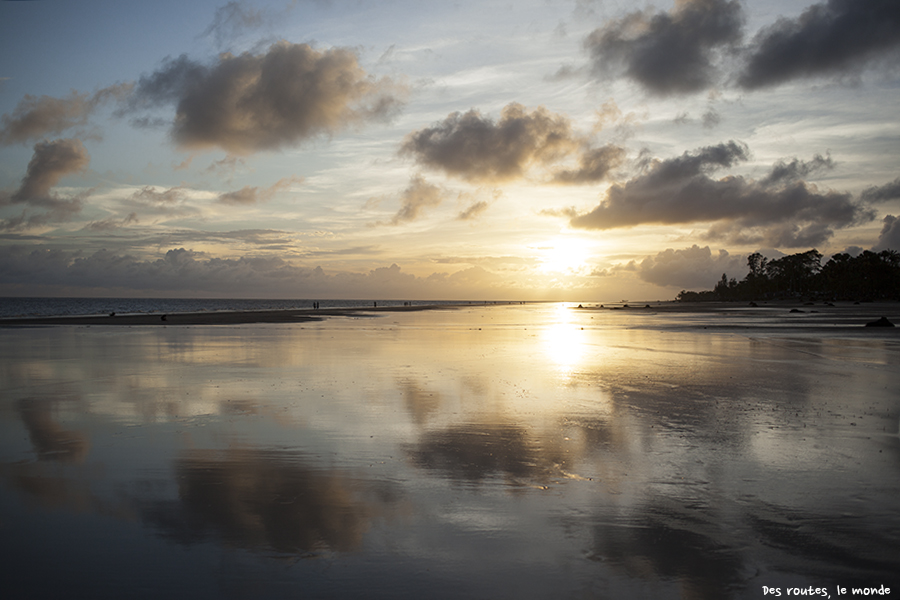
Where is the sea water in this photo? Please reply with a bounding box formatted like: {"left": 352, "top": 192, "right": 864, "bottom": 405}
{"left": 1, "top": 303, "right": 898, "bottom": 599}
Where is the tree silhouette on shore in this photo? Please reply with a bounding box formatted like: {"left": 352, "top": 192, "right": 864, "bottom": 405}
{"left": 677, "top": 249, "right": 900, "bottom": 302}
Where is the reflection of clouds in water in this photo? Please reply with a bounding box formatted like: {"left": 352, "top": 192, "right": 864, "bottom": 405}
{"left": 17, "top": 397, "right": 90, "bottom": 462}
{"left": 397, "top": 379, "right": 443, "bottom": 426}
{"left": 406, "top": 423, "right": 567, "bottom": 485}
{"left": 584, "top": 504, "right": 744, "bottom": 600}
{"left": 0, "top": 461, "right": 129, "bottom": 518}
{"left": 141, "top": 448, "right": 400, "bottom": 554}
{"left": 582, "top": 496, "right": 900, "bottom": 597}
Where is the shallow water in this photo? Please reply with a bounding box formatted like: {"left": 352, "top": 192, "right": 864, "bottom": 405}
{"left": 1, "top": 304, "right": 898, "bottom": 599}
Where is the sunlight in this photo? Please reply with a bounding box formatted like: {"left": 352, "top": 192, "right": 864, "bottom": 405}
{"left": 540, "top": 303, "right": 591, "bottom": 377}
{"left": 536, "top": 237, "right": 592, "bottom": 274}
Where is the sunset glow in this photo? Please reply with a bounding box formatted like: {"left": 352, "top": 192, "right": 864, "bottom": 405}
{"left": 1, "top": 0, "right": 897, "bottom": 300}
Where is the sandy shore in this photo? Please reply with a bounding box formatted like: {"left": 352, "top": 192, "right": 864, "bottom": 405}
{"left": 0, "top": 303, "right": 454, "bottom": 326}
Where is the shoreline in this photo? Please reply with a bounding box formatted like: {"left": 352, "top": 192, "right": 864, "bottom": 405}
{"left": 0, "top": 303, "right": 457, "bottom": 326}
{"left": 0, "top": 299, "right": 897, "bottom": 328}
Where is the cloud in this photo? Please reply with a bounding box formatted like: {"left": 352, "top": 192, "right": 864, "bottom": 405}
{"left": 202, "top": 1, "right": 264, "bottom": 49}
{"left": 738, "top": 0, "right": 900, "bottom": 90}
{"left": 457, "top": 200, "right": 490, "bottom": 221}
{"left": 759, "top": 153, "right": 835, "bottom": 187}
{"left": 584, "top": 0, "right": 744, "bottom": 96}
{"left": 873, "top": 215, "right": 900, "bottom": 251}
{"left": 455, "top": 188, "right": 501, "bottom": 221}
{"left": 130, "top": 185, "right": 185, "bottom": 204}
{"left": 85, "top": 212, "right": 139, "bottom": 232}
{"left": 636, "top": 245, "right": 746, "bottom": 289}
{"left": 216, "top": 176, "right": 302, "bottom": 205}
{"left": 126, "top": 41, "right": 406, "bottom": 154}
{"left": 0, "top": 84, "right": 132, "bottom": 145}
{"left": 860, "top": 177, "right": 900, "bottom": 203}
{"left": 0, "top": 138, "right": 91, "bottom": 230}
{"left": 204, "top": 155, "right": 248, "bottom": 178}
{"left": 569, "top": 142, "right": 873, "bottom": 247}
{"left": 399, "top": 103, "right": 582, "bottom": 183}
{"left": 0, "top": 246, "right": 521, "bottom": 299}
{"left": 551, "top": 144, "right": 626, "bottom": 184}
{"left": 701, "top": 107, "right": 721, "bottom": 129}
{"left": 389, "top": 175, "right": 445, "bottom": 224}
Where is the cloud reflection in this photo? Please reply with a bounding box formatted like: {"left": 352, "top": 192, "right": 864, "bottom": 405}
{"left": 17, "top": 397, "right": 90, "bottom": 463}
{"left": 141, "top": 448, "right": 398, "bottom": 554}
{"left": 585, "top": 505, "right": 744, "bottom": 600}
{"left": 406, "top": 423, "right": 566, "bottom": 485}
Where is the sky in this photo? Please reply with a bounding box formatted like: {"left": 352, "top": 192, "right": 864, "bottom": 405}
{"left": 0, "top": 0, "right": 898, "bottom": 301}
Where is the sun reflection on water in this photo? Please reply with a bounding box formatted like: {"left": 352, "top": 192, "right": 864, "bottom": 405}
{"left": 540, "top": 303, "right": 592, "bottom": 377}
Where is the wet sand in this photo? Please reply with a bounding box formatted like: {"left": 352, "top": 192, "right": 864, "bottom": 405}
{"left": 0, "top": 302, "right": 898, "bottom": 599}
{"left": 0, "top": 302, "right": 452, "bottom": 326}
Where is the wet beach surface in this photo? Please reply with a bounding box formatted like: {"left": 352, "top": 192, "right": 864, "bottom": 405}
{"left": 1, "top": 303, "right": 898, "bottom": 599}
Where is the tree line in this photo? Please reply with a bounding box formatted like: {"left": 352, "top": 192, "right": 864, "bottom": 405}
{"left": 676, "top": 248, "right": 900, "bottom": 302}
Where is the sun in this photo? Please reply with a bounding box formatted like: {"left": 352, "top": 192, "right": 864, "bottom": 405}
{"left": 536, "top": 237, "right": 592, "bottom": 274}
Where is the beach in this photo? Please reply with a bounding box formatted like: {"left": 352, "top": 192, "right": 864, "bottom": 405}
{"left": 1, "top": 302, "right": 898, "bottom": 599}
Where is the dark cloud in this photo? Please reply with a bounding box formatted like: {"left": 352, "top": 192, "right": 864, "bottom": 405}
{"left": 584, "top": 0, "right": 744, "bottom": 96}
{"left": 860, "top": 177, "right": 900, "bottom": 203}
{"left": 0, "top": 246, "right": 484, "bottom": 298}
{"left": 759, "top": 153, "right": 834, "bottom": 187}
{"left": 551, "top": 144, "right": 626, "bottom": 184}
{"left": 122, "top": 55, "right": 207, "bottom": 113}
{"left": 637, "top": 245, "right": 746, "bottom": 289}
{"left": 738, "top": 0, "right": 900, "bottom": 89}
{"left": 0, "top": 84, "right": 132, "bottom": 145}
{"left": 126, "top": 41, "right": 406, "bottom": 154}
{"left": 216, "top": 176, "right": 302, "bottom": 205}
{"left": 0, "top": 138, "right": 91, "bottom": 230}
{"left": 569, "top": 142, "right": 873, "bottom": 247}
{"left": 873, "top": 215, "right": 900, "bottom": 251}
{"left": 400, "top": 103, "right": 581, "bottom": 182}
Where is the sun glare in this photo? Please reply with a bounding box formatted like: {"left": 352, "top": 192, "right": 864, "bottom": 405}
{"left": 541, "top": 303, "right": 591, "bottom": 377}
{"left": 536, "top": 237, "right": 592, "bottom": 274}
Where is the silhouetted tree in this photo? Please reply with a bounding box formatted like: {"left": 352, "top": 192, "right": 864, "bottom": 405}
{"left": 675, "top": 248, "right": 899, "bottom": 302}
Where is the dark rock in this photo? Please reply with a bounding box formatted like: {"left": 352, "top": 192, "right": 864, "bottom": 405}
{"left": 865, "top": 317, "right": 894, "bottom": 328}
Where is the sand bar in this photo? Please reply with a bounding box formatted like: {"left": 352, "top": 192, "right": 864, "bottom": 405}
{"left": 0, "top": 302, "right": 455, "bottom": 326}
